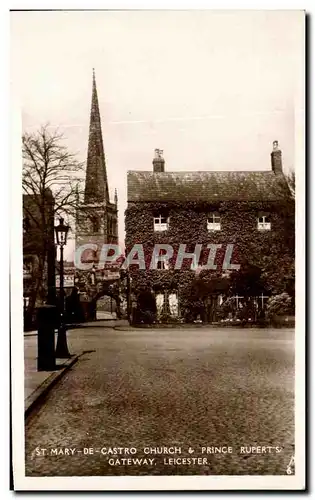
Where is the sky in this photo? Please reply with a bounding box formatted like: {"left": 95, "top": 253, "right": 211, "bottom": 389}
{"left": 11, "top": 10, "right": 304, "bottom": 260}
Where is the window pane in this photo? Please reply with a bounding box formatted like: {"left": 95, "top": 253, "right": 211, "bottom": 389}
{"left": 258, "top": 214, "right": 271, "bottom": 223}
{"left": 154, "top": 217, "right": 169, "bottom": 231}
{"left": 207, "top": 221, "right": 221, "bottom": 231}
{"left": 208, "top": 213, "right": 220, "bottom": 223}
{"left": 258, "top": 221, "right": 271, "bottom": 231}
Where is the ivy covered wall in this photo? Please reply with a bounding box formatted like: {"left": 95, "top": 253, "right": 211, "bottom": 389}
{"left": 125, "top": 199, "right": 294, "bottom": 315}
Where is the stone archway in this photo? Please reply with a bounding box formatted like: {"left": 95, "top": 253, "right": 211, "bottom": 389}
{"left": 90, "top": 289, "right": 122, "bottom": 320}
{"left": 95, "top": 295, "right": 115, "bottom": 319}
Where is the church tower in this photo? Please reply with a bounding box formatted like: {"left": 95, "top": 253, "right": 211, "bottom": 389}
{"left": 76, "top": 69, "right": 118, "bottom": 263}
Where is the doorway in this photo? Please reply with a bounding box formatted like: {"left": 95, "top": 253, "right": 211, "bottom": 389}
{"left": 96, "top": 295, "right": 117, "bottom": 320}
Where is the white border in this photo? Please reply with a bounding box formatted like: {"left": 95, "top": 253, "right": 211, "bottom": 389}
{"left": 13, "top": 474, "right": 305, "bottom": 491}
{"left": 10, "top": 6, "right": 306, "bottom": 492}
{"left": 5, "top": 1, "right": 312, "bottom": 9}
{"left": 2, "top": 2, "right": 10, "bottom": 499}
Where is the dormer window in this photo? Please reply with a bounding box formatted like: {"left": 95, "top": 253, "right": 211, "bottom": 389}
{"left": 257, "top": 214, "right": 271, "bottom": 231}
{"left": 207, "top": 212, "right": 221, "bottom": 231}
{"left": 154, "top": 215, "right": 169, "bottom": 232}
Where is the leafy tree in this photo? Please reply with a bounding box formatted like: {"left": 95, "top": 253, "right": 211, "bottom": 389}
{"left": 229, "top": 263, "right": 265, "bottom": 297}
{"left": 136, "top": 288, "right": 157, "bottom": 324}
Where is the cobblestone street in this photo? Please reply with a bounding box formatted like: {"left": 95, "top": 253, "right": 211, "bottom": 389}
{"left": 25, "top": 325, "right": 295, "bottom": 476}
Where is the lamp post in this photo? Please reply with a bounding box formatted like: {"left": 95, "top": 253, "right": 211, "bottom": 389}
{"left": 54, "top": 217, "right": 71, "bottom": 358}
{"left": 126, "top": 272, "right": 131, "bottom": 324}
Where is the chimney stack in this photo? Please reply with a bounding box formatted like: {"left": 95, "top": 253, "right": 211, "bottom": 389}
{"left": 153, "top": 149, "right": 165, "bottom": 173}
{"left": 271, "top": 140, "right": 283, "bottom": 174}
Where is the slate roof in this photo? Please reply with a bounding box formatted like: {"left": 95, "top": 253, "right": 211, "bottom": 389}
{"left": 127, "top": 170, "right": 290, "bottom": 203}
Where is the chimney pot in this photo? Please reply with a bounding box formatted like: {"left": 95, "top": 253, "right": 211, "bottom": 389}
{"left": 153, "top": 149, "right": 165, "bottom": 172}
{"left": 271, "top": 140, "right": 283, "bottom": 174}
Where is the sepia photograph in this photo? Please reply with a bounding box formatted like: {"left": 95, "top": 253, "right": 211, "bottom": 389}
{"left": 10, "top": 8, "right": 305, "bottom": 490}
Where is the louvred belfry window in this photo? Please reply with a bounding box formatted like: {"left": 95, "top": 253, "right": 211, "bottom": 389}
{"left": 91, "top": 216, "right": 100, "bottom": 233}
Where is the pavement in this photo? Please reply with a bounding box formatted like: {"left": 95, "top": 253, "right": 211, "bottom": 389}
{"left": 96, "top": 311, "right": 117, "bottom": 321}
{"left": 24, "top": 324, "right": 295, "bottom": 476}
{"left": 23, "top": 319, "right": 229, "bottom": 414}
{"left": 24, "top": 318, "right": 126, "bottom": 415}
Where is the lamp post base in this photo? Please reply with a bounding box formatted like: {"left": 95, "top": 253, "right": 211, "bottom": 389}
{"left": 55, "top": 323, "right": 71, "bottom": 358}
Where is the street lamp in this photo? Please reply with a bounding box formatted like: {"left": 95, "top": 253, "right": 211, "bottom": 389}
{"left": 125, "top": 271, "right": 131, "bottom": 324}
{"left": 54, "top": 217, "right": 71, "bottom": 358}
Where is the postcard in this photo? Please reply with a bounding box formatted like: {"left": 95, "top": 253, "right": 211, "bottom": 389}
{"left": 10, "top": 9, "right": 305, "bottom": 491}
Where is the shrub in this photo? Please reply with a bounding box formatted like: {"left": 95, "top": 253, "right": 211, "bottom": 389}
{"left": 217, "top": 297, "right": 236, "bottom": 320}
{"left": 266, "top": 293, "right": 292, "bottom": 322}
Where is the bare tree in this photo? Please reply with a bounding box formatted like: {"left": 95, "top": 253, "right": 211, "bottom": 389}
{"left": 22, "top": 124, "right": 84, "bottom": 316}
{"left": 23, "top": 124, "right": 85, "bottom": 218}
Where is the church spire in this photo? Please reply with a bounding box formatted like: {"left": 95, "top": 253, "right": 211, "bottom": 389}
{"left": 84, "top": 69, "right": 109, "bottom": 203}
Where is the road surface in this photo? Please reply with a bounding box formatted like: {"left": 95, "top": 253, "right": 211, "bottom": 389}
{"left": 25, "top": 325, "right": 295, "bottom": 476}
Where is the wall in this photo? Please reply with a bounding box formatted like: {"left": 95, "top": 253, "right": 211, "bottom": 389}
{"left": 125, "top": 199, "right": 295, "bottom": 317}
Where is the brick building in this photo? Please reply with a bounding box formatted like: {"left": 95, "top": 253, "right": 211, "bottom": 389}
{"left": 125, "top": 144, "right": 294, "bottom": 322}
